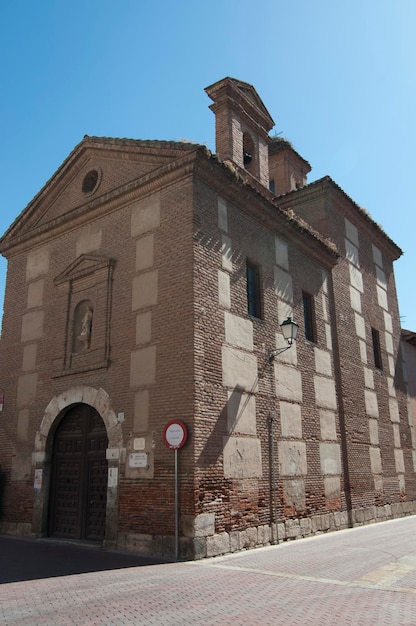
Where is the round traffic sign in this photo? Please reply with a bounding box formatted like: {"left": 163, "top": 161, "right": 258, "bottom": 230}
{"left": 163, "top": 420, "right": 188, "bottom": 450}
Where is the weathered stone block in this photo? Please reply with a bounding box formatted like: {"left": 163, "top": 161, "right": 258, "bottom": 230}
{"left": 221, "top": 235, "right": 232, "bottom": 271}
{"left": 218, "top": 270, "right": 230, "bottom": 309}
{"left": 280, "top": 402, "right": 302, "bottom": 439}
{"left": 223, "top": 436, "right": 262, "bottom": 479}
{"left": 180, "top": 537, "right": 206, "bottom": 560}
{"left": 314, "top": 348, "right": 332, "bottom": 377}
{"left": 285, "top": 519, "right": 300, "bottom": 539}
{"left": 206, "top": 532, "right": 230, "bottom": 557}
{"left": 224, "top": 312, "right": 253, "bottom": 351}
{"left": 131, "top": 194, "right": 161, "bottom": 237}
{"left": 229, "top": 531, "right": 240, "bottom": 553}
{"left": 275, "top": 363, "right": 302, "bottom": 402}
{"left": 277, "top": 523, "right": 286, "bottom": 541}
{"left": 257, "top": 524, "right": 270, "bottom": 546}
{"left": 274, "top": 266, "right": 293, "bottom": 302}
{"left": 130, "top": 346, "right": 156, "bottom": 387}
{"left": 279, "top": 441, "right": 307, "bottom": 476}
{"left": 218, "top": 196, "right": 228, "bottom": 232}
{"left": 283, "top": 478, "right": 306, "bottom": 512}
{"left": 300, "top": 517, "right": 311, "bottom": 535}
{"left": 275, "top": 236, "right": 289, "bottom": 270}
{"left": 192, "top": 513, "right": 215, "bottom": 537}
{"left": 320, "top": 409, "right": 337, "bottom": 441}
{"left": 364, "top": 506, "right": 376, "bottom": 522}
{"left": 222, "top": 345, "right": 258, "bottom": 391}
{"left": 227, "top": 390, "right": 256, "bottom": 436}
{"left": 26, "top": 248, "right": 49, "bottom": 281}
{"left": 314, "top": 376, "right": 337, "bottom": 410}
{"left": 320, "top": 443, "right": 341, "bottom": 475}
{"left": 311, "top": 515, "right": 321, "bottom": 533}
{"left": 240, "top": 527, "right": 257, "bottom": 549}
{"left": 132, "top": 271, "right": 158, "bottom": 310}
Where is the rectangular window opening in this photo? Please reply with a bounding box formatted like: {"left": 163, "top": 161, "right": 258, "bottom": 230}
{"left": 246, "top": 260, "right": 263, "bottom": 319}
{"left": 303, "top": 292, "right": 317, "bottom": 342}
{"left": 371, "top": 328, "right": 383, "bottom": 370}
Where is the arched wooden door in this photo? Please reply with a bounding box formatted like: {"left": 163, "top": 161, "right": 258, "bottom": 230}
{"left": 49, "top": 404, "right": 108, "bottom": 541}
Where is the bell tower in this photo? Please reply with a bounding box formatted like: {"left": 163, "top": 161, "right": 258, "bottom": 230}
{"left": 205, "top": 77, "right": 275, "bottom": 188}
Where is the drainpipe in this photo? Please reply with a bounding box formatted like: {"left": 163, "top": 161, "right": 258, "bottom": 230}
{"left": 269, "top": 410, "right": 279, "bottom": 545}
{"left": 266, "top": 319, "right": 299, "bottom": 545}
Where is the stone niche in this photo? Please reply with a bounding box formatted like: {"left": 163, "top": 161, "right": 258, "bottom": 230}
{"left": 53, "top": 254, "right": 115, "bottom": 376}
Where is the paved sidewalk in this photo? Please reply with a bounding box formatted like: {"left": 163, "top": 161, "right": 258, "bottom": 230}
{"left": 1, "top": 517, "right": 416, "bottom": 625}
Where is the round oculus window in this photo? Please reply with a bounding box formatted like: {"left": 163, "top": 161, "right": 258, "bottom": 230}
{"left": 82, "top": 169, "right": 100, "bottom": 194}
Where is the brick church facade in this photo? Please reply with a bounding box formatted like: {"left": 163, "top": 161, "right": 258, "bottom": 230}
{"left": 0, "top": 77, "right": 414, "bottom": 559}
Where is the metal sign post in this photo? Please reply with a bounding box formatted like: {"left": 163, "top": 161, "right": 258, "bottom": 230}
{"left": 174, "top": 447, "right": 178, "bottom": 558}
{"left": 163, "top": 420, "right": 188, "bottom": 560}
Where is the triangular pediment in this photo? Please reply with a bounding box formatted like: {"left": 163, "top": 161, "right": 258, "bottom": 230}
{"left": 54, "top": 253, "right": 115, "bottom": 285}
{"left": 233, "top": 79, "right": 273, "bottom": 123}
{"left": 205, "top": 77, "right": 275, "bottom": 131}
{"left": 0, "top": 137, "right": 200, "bottom": 252}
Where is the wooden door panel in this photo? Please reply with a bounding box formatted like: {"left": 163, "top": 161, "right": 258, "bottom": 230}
{"left": 86, "top": 456, "right": 108, "bottom": 540}
{"left": 51, "top": 458, "right": 82, "bottom": 538}
{"left": 49, "top": 404, "right": 108, "bottom": 541}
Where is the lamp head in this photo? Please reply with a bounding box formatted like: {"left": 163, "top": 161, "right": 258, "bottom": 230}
{"left": 280, "top": 317, "right": 299, "bottom": 345}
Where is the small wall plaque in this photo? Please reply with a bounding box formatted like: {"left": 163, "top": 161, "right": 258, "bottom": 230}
{"left": 133, "top": 437, "right": 145, "bottom": 451}
{"left": 129, "top": 452, "right": 148, "bottom": 468}
{"left": 108, "top": 467, "right": 118, "bottom": 487}
{"left": 34, "top": 469, "right": 43, "bottom": 490}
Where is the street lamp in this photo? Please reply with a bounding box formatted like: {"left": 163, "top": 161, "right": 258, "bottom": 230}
{"left": 267, "top": 317, "right": 299, "bottom": 362}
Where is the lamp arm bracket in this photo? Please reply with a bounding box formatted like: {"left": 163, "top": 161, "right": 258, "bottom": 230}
{"left": 267, "top": 344, "right": 292, "bottom": 363}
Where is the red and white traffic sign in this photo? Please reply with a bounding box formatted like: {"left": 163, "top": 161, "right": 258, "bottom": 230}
{"left": 163, "top": 420, "right": 188, "bottom": 450}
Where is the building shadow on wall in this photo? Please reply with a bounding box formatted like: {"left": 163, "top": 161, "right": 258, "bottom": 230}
{"left": 197, "top": 384, "right": 256, "bottom": 469}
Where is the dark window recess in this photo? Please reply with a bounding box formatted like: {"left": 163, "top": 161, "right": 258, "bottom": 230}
{"left": 246, "top": 260, "right": 262, "bottom": 318}
{"left": 243, "top": 132, "right": 254, "bottom": 168}
{"left": 269, "top": 179, "right": 275, "bottom": 193}
{"left": 243, "top": 149, "right": 252, "bottom": 166}
{"left": 372, "top": 328, "right": 383, "bottom": 370}
{"left": 303, "top": 292, "right": 317, "bottom": 342}
{"left": 82, "top": 170, "right": 99, "bottom": 194}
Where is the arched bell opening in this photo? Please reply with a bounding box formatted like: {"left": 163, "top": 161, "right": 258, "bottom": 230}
{"left": 243, "top": 132, "right": 255, "bottom": 173}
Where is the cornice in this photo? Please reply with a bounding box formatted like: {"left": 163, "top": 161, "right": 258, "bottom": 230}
{"left": 195, "top": 156, "right": 339, "bottom": 270}
{"left": 1, "top": 143, "right": 339, "bottom": 271}
{"left": 277, "top": 177, "right": 402, "bottom": 261}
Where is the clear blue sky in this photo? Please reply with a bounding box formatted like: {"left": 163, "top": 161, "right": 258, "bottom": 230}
{"left": 0, "top": 1, "right": 415, "bottom": 330}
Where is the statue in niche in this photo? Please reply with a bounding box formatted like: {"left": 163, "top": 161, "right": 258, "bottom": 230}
{"left": 80, "top": 305, "right": 93, "bottom": 339}
{"left": 74, "top": 301, "right": 93, "bottom": 352}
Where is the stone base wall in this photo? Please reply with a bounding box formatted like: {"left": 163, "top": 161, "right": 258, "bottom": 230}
{"left": 2, "top": 502, "right": 416, "bottom": 560}
{"left": 0, "top": 522, "right": 32, "bottom": 536}
{"left": 118, "top": 501, "right": 416, "bottom": 560}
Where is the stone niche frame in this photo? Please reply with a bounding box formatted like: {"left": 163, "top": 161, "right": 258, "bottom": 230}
{"left": 53, "top": 254, "right": 115, "bottom": 376}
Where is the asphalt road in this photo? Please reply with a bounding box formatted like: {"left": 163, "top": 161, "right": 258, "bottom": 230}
{"left": 0, "top": 535, "right": 169, "bottom": 584}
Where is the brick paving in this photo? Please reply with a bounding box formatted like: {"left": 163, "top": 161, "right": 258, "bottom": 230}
{"left": 1, "top": 517, "right": 416, "bottom": 625}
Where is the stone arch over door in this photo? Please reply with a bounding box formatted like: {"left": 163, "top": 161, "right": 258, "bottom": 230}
{"left": 32, "top": 386, "right": 123, "bottom": 546}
